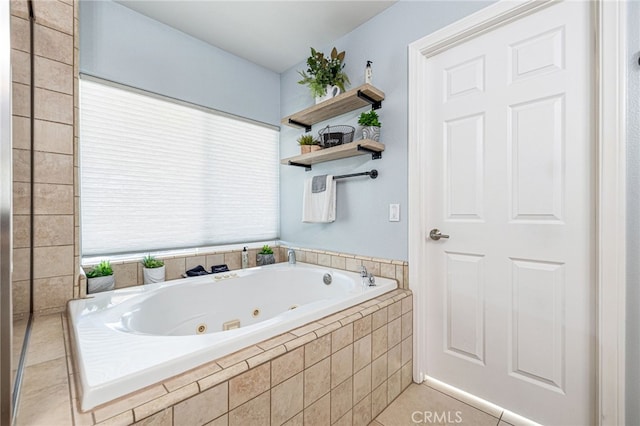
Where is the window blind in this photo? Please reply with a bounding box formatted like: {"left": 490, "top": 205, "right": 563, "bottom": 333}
{"left": 79, "top": 78, "right": 280, "bottom": 256}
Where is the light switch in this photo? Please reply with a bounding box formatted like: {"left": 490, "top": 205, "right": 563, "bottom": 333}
{"left": 389, "top": 204, "right": 400, "bottom": 222}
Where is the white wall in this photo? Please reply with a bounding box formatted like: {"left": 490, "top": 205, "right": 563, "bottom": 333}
{"left": 279, "top": 1, "right": 493, "bottom": 260}
{"left": 79, "top": 0, "right": 281, "bottom": 126}
{"left": 627, "top": 1, "right": 639, "bottom": 423}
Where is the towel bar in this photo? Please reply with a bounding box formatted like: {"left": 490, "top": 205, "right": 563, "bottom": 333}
{"left": 333, "top": 169, "right": 378, "bottom": 180}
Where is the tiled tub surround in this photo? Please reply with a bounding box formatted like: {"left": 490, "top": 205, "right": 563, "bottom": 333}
{"left": 81, "top": 245, "right": 408, "bottom": 295}
{"left": 11, "top": 0, "right": 80, "bottom": 316}
{"left": 17, "top": 289, "right": 413, "bottom": 425}
{"left": 69, "top": 263, "right": 397, "bottom": 410}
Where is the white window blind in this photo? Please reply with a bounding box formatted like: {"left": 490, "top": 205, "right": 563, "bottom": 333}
{"left": 80, "top": 78, "right": 280, "bottom": 256}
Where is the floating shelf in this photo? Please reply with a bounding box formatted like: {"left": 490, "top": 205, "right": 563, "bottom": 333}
{"left": 282, "top": 84, "right": 385, "bottom": 132}
{"left": 280, "top": 140, "right": 385, "bottom": 171}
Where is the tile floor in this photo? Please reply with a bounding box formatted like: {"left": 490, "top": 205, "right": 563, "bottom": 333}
{"left": 374, "top": 383, "right": 509, "bottom": 426}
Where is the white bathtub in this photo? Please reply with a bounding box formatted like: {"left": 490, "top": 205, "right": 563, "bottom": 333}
{"left": 68, "top": 262, "right": 397, "bottom": 410}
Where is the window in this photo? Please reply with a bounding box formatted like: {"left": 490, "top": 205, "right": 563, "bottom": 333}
{"left": 79, "top": 77, "right": 279, "bottom": 256}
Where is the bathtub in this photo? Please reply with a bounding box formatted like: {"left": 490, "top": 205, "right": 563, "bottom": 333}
{"left": 68, "top": 262, "right": 397, "bottom": 410}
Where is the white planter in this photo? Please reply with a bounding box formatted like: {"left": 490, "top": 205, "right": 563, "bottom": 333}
{"left": 87, "top": 275, "right": 115, "bottom": 294}
{"left": 143, "top": 266, "right": 165, "bottom": 284}
{"left": 361, "top": 126, "right": 380, "bottom": 142}
{"left": 256, "top": 253, "right": 275, "bottom": 266}
{"left": 315, "top": 85, "right": 341, "bottom": 104}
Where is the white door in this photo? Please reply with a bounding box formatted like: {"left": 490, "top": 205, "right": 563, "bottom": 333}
{"left": 423, "top": 2, "right": 593, "bottom": 425}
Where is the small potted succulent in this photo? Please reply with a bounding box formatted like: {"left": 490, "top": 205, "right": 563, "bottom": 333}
{"left": 358, "top": 110, "right": 381, "bottom": 142}
{"left": 297, "top": 134, "right": 321, "bottom": 154}
{"left": 256, "top": 245, "right": 275, "bottom": 266}
{"left": 298, "top": 47, "right": 350, "bottom": 104}
{"left": 142, "top": 255, "right": 165, "bottom": 284}
{"left": 86, "top": 260, "right": 115, "bottom": 294}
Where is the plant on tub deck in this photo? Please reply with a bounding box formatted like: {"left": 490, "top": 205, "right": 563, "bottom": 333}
{"left": 297, "top": 134, "right": 321, "bottom": 155}
{"left": 298, "top": 47, "right": 350, "bottom": 103}
{"left": 256, "top": 245, "right": 275, "bottom": 266}
{"left": 86, "top": 260, "right": 115, "bottom": 294}
{"left": 142, "top": 255, "right": 165, "bottom": 284}
{"left": 358, "top": 109, "right": 381, "bottom": 142}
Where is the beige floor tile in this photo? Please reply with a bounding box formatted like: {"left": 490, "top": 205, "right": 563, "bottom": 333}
{"left": 21, "top": 357, "right": 68, "bottom": 399}
{"left": 375, "top": 384, "right": 500, "bottom": 426}
{"left": 15, "top": 381, "right": 72, "bottom": 426}
{"left": 26, "top": 314, "right": 66, "bottom": 366}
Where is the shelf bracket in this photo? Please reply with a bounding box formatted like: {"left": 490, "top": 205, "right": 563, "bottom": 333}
{"left": 357, "top": 90, "right": 382, "bottom": 110}
{"left": 357, "top": 145, "right": 382, "bottom": 160}
{"left": 288, "top": 161, "right": 312, "bottom": 171}
{"left": 288, "top": 119, "right": 312, "bottom": 132}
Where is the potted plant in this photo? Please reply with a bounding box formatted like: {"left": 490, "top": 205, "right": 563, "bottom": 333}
{"left": 358, "top": 110, "right": 381, "bottom": 142}
{"left": 297, "top": 134, "right": 321, "bottom": 154}
{"left": 86, "top": 260, "right": 115, "bottom": 294}
{"left": 142, "top": 255, "right": 165, "bottom": 284}
{"left": 256, "top": 245, "right": 275, "bottom": 266}
{"left": 298, "top": 47, "right": 350, "bottom": 104}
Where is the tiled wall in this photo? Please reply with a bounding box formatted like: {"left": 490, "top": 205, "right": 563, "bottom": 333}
{"left": 61, "top": 289, "right": 413, "bottom": 425}
{"left": 10, "top": 0, "right": 78, "bottom": 315}
{"left": 86, "top": 246, "right": 408, "bottom": 292}
{"left": 84, "top": 248, "right": 283, "bottom": 291}
{"left": 278, "top": 246, "right": 409, "bottom": 290}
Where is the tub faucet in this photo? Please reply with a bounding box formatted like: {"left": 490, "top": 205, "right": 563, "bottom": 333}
{"left": 288, "top": 249, "right": 296, "bottom": 265}
{"left": 360, "top": 266, "right": 376, "bottom": 286}
{"left": 360, "top": 265, "right": 368, "bottom": 277}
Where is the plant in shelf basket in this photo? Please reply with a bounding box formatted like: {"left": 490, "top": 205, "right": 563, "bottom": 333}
{"left": 86, "top": 260, "right": 115, "bottom": 294}
{"left": 297, "top": 134, "right": 321, "bottom": 155}
{"left": 298, "top": 47, "right": 350, "bottom": 103}
{"left": 142, "top": 255, "right": 165, "bottom": 284}
{"left": 256, "top": 245, "right": 275, "bottom": 266}
{"left": 358, "top": 109, "right": 381, "bottom": 142}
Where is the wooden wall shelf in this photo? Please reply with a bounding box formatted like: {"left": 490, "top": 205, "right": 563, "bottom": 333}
{"left": 280, "top": 140, "right": 385, "bottom": 171}
{"left": 282, "top": 84, "right": 385, "bottom": 132}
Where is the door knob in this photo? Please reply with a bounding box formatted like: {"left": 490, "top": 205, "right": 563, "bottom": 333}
{"left": 429, "top": 228, "right": 450, "bottom": 241}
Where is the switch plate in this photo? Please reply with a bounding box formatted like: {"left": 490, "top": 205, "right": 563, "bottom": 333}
{"left": 389, "top": 204, "right": 400, "bottom": 222}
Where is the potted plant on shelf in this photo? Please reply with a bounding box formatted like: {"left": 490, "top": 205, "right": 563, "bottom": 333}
{"left": 297, "top": 134, "right": 321, "bottom": 154}
{"left": 358, "top": 110, "right": 381, "bottom": 142}
{"left": 142, "top": 255, "right": 165, "bottom": 284}
{"left": 86, "top": 260, "right": 115, "bottom": 294}
{"left": 256, "top": 245, "right": 275, "bottom": 266}
{"left": 298, "top": 47, "right": 350, "bottom": 104}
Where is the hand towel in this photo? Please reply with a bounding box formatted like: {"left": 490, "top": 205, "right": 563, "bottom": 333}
{"left": 303, "top": 174, "right": 336, "bottom": 223}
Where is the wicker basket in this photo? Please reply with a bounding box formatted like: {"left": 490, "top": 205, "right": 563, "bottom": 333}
{"left": 318, "top": 125, "right": 355, "bottom": 148}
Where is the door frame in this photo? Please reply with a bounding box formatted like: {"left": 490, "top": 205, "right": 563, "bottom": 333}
{"left": 407, "top": 1, "right": 627, "bottom": 424}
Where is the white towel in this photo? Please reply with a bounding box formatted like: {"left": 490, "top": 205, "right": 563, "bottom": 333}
{"left": 302, "top": 175, "right": 336, "bottom": 223}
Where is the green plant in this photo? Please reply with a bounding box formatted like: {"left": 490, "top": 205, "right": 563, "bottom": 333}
{"left": 358, "top": 110, "right": 381, "bottom": 127}
{"left": 297, "top": 134, "right": 318, "bottom": 146}
{"left": 142, "top": 255, "right": 164, "bottom": 269}
{"left": 259, "top": 245, "right": 274, "bottom": 255}
{"left": 86, "top": 260, "right": 113, "bottom": 278}
{"left": 298, "top": 47, "right": 350, "bottom": 98}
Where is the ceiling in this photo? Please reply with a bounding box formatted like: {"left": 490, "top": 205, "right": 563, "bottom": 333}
{"left": 115, "top": 1, "right": 397, "bottom": 73}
